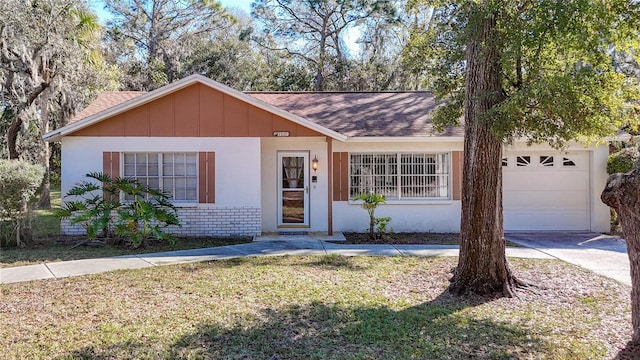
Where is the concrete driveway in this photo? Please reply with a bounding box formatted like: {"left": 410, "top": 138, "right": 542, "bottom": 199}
{"left": 505, "top": 232, "right": 631, "bottom": 286}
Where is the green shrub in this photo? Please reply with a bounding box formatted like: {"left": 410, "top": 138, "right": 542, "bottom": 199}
{"left": 607, "top": 147, "right": 639, "bottom": 174}
{"left": 56, "top": 172, "right": 120, "bottom": 240}
{"left": 113, "top": 179, "right": 180, "bottom": 248}
{"left": 58, "top": 172, "right": 181, "bottom": 248}
{"left": 0, "top": 160, "right": 45, "bottom": 247}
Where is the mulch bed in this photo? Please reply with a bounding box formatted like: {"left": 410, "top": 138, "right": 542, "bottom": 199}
{"left": 342, "top": 232, "right": 523, "bottom": 247}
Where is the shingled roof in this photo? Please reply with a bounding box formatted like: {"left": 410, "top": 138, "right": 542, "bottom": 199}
{"left": 69, "top": 91, "right": 146, "bottom": 124}
{"left": 66, "top": 87, "right": 463, "bottom": 138}
{"left": 248, "top": 92, "right": 463, "bottom": 137}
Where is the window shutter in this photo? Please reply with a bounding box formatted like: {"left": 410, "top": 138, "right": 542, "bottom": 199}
{"left": 332, "top": 152, "right": 349, "bottom": 201}
{"left": 102, "top": 152, "right": 120, "bottom": 201}
{"left": 102, "top": 152, "right": 120, "bottom": 178}
{"left": 452, "top": 151, "right": 463, "bottom": 200}
{"left": 198, "top": 152, "right": 215, "bottom": 203}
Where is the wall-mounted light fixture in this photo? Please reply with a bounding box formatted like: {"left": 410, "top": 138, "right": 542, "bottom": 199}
{"left": 312, "top": 155, "right": 319, "bottom": 172}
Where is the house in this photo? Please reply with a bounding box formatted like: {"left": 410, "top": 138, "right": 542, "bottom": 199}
{"left": 44, "top": 74, "right": 614, "bottom": 237}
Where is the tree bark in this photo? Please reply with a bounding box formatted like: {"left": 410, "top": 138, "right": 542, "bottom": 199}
{"left": 601, "top": 164, "right": 640, "bottom": 344}
{"left": 449, "top": 6, "right": 517, "bottom": 297}
{"left": 38, "top": 69, "right": 51, "bottom": 209}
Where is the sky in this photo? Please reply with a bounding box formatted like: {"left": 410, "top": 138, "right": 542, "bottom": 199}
{"left": 89, "top": 0, "right": 360, "bottom": 56}
{"left": 218, "top": 0, "right": 253, "bottom": 14}
{"left": 90, "top": 0, "right": 252, "bottom": 23}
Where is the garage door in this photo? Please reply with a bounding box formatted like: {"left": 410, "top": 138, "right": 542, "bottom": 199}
{"left": 503, "top": 151, "right": 589, "bottom": 231}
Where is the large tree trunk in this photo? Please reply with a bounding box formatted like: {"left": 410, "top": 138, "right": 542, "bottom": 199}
{"left": 7, "top": 115, "right": 22, "bottom": 159}
{"left": 449, "top": 6, "right": 518, "bottom": 297}
{"left": 38, "top": 68, "right": 51, "bottom": 208}
{"left": 601, "top": 164, "right": 640, "bottom": 344}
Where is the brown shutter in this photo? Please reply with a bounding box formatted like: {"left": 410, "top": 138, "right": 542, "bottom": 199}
{"left": 102, "top": 152, "right": 120, "bottom": 178}
{"left": 452, "top": 151, "right": 463, "bottom": 200}
{"left": 332, "top": 152, "right": 349, "bottom": 201}
{"left": 102, "top": 152, "right": 120, "bottom": 201}
{"left": 198, "top": 152, "right": 215, "bottom": 203}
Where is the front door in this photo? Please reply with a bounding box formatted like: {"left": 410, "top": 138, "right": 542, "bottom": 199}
{"left": 277, "top": 151, "right": 309, "bottom": 227}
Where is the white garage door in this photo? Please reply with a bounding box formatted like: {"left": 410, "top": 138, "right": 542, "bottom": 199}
{"left": 503, "top": 151, "right": 590, "bottom": 231}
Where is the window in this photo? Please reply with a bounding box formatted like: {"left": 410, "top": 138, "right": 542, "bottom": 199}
{"left": 502, "top": 157, "right": 508, "bottom": 167}
{"left": 350, "top": 153, "right": 449, "bottom": 200}
{"left": 563, "top": 157, "right": 576, "bottom": 167}
{"left": 123, "top": 152, "right": 197, "bottom": 202}
{"left": 516, "top": 156, "right": 531, "bottom": 167}
{"left": 539, "top": 156, "right": 554, "bottom": 167}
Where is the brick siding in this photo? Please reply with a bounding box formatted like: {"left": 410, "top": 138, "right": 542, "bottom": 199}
{"left": 60, "top": 205, "right": 261, "bottom": 237}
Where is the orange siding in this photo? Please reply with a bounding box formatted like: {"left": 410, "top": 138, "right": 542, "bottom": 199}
{"left": 296, "top": 124, "right": 321, "bottom": 137}
{"left": 149, "top": 95, "right": 175, "bottom": 136}
{"left": 199, "top": 85, "right": 224, "bottom": 136}
{"left": 73, "top": 114, "right": 125, "bottom": 136}
{"left": 174, "top": 85, "right": 200, "bottom": 137}
{"left": 272, "top": 114, "right": 298, "bottom": 136}
{"left": 223, "top": 94, "right": 249, "bottom": 136}
{"left": 70, "top": 83, "right": 325, "bottom": 138}
{"left": 452, "top": 151, "right": 463, "bottom": 200}
{"left": 248, "top": 106, "right": 273, "bottom": 136}
{"left": 123, "top": 105, "right": 150, "bottom": 136}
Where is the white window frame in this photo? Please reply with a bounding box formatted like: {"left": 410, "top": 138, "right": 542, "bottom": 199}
{"left": 349, "top": 152, "right": 451, "bottom": 201}
{"left": 122, "top": 152, "right": 198, "bottom": 204}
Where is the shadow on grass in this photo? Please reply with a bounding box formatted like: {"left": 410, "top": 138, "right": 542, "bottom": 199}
{"left": 615, "top": 341, "right": 640, "bottom": 359}
{"left": 204, "top": 254, "right": 369, "bottom": 271}
{"left": 63, "top": 292, "right": 543, "bottom": 359}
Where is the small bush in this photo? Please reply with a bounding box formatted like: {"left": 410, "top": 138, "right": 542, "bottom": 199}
{"left": 353, "top": 193, "right": 392, "bottom": 240}
{"left": 607, "top": 147, "right": 639, "bottom": 174}
{"left": 58, "top": 172, "right": 181, "bottom": 248}
{"left": 0, "top": 160, "right": 45, "bottom": 247}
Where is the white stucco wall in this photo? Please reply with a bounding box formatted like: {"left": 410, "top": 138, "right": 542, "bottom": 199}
{"left": 61, "top": 136, "right": 262, "bottom": 236}
{"left": 260, "top": 137, "right": 329, "bottom": 232}
{"left": 332, "top": 140, "right": 464, "bottom": 233}
{"left": 333, "top": 139, "right": 610, "bottom": 233}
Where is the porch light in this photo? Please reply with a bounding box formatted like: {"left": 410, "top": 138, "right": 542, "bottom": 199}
{"left": 312, "top": 155, "right": 319, "bottom": 172}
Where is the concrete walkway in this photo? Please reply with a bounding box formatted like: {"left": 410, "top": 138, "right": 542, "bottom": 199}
{"left": 0, "top": 232, "right": 630, "bottom": 286}
{"left": 505, "top": 232, "right": 631, "bottom": 286}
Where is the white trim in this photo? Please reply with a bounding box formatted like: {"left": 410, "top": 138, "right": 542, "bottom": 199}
{"left": 277, "top": 151, "right": 310, "bottom": 227}
{"left": 44, "top": 74, "right": 347, "bottom": 142}
{"left": 346, "top": 136, "right": 464, "bottom": 143}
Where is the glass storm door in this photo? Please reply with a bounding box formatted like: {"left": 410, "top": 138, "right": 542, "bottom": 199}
{"left": 277, "top": 152, "right": 309, "bottom": 227}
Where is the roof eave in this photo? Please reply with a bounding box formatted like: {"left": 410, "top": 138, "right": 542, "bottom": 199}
{"left": 345, "top": 136, "right": 464, "bottom": 142}
{"left": 43, "top": 74, "right": 347, "bottom": 142}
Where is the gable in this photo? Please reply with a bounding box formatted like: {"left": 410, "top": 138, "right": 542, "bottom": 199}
{"left": 71, "top": 83, "right": 323, "bottom": 138}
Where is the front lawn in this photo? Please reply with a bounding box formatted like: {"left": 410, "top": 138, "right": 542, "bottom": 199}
{"left": 0, "top": 237, "right": 252, "bottom": 268}
{"left": 0, "top": 256, "right": 630, "bottom": 359}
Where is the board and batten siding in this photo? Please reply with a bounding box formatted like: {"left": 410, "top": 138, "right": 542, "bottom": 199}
{"left": 70, "top": 83, "right": 323, "bottom": 138}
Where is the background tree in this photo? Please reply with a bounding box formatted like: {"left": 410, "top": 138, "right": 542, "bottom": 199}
{"left": 251, "top": 0, "right": 397, "bottom": 91}
{"left": 342, "top": 1, "right": 421, "bottom": 90}
{"left": 103, "top": 0, "right": 233, "bottom": 90}
{"left": 0, "top": 0, "right": 115, "bottom": 206}
{"left": 408, "top": 0, "right": 640, "bottom": 296}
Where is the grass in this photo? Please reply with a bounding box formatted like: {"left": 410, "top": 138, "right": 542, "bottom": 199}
{"left": 0, "top": 256, "right": 631, "bottom": 359}
{"left": 31, "top": 187, "right": 62, "bottom": 238}
{"left": 0, "top": 236, "right": 252, "bottom": 268}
